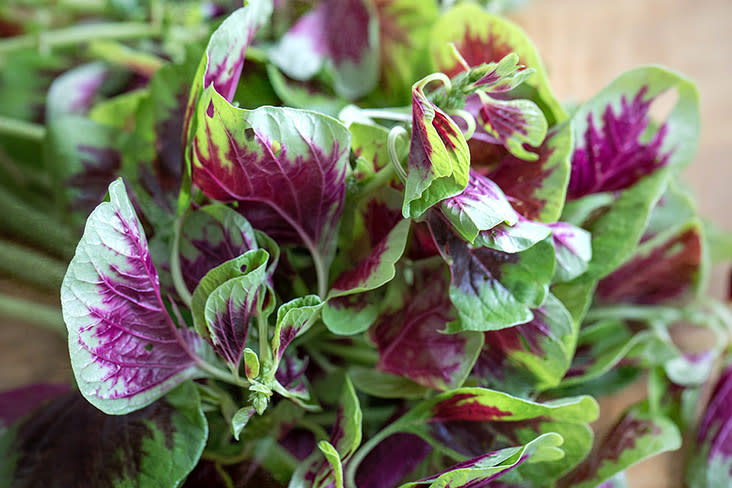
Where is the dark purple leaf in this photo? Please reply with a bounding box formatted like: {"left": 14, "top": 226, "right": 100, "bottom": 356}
{"left": 0, "top": 384, "right": 69, "bottom": 427}
{"left": 369, "top": 261, "right": 483, "bottom": 390}
{"left": 596, "top": 223, "right": 703, "bottom": 305}
{"left": 355, "top": 433, "right": 432, "bottom": 488}
{"left": 0, "top": 383, "right": 206, "bottom": 487}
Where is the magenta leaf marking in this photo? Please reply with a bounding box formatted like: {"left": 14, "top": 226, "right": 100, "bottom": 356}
{"left": 698, "top": 361, "right": 732, "bottom": 464}
{"left": 568, "top": 86, "right": 669, "bottom": 199}
{"left": 61, "top": 179, "right": 204, "bottom": 415}
{"left": 272, "top": 295, "right": 323, "bottom": 363}
{"left": 548, "top": 221, "right": 592, "bottom": 283}
{"left": 370, "top": 262, "right": 483, "bottom": 390}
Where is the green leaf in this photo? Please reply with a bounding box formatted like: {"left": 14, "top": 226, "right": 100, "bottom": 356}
{"left": 272, "top": 295, "right": 323, "bottom": 363}
{"left": 0, "top": 383, "right": 207, "bottom": 487}
{"left": 349, "top": 367, "right": 431, "bottom": 399}
{"left": 232, "top": 406, "right": 257, "bottom": 441}
{"left": 398, "top": 432, "right": 564, "bottom": 488}
{"left": 564, "top": 406, "right": 681, "bottom": 488}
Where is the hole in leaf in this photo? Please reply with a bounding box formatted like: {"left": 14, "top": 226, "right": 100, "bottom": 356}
{"left": 244, "top": 127, "right": 256, "bottom": 141}
{"left": 240, "top": 264, "right": 248, "bottom": 273}
{"left": 144, "top": 344, "right": 153, "bottom": 351}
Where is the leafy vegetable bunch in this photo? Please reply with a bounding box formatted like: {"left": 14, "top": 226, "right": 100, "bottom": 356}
{"left": 1, "top": 1, "right": 732, "bottom": 487}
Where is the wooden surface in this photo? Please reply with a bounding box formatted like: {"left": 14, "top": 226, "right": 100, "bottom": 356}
{"left": 510, "top": 1, "right": 732, "bottom": 486}
{"left": 1, "top": 0, "right": 731, "bottom": 486}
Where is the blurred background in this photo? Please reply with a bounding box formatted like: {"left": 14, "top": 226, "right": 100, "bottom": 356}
{"left": 0, "top": 0, "right": 730, "bottom": 486}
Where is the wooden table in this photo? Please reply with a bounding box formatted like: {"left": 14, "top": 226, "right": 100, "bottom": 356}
{"left": 1, "top": 1, "right": 731, "bottom": 486}
{"left": 510, "top": 1, "right": 732, "bottom": 486}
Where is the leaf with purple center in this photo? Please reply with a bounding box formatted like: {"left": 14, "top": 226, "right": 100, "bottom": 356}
{"left": 269, "top": 0, "right": 379, "bottom": 99}
{"left": 474, "top": 215, "right": 552, "bottom": 254}
{"left": 350, "top": 388, "right": 597, "bottom": 484}
{"left": 403, "top": 74, "right": 470, "bottom": 219}
{"left": 398, "top": 432, "right": 563, "bottom": 488}
{"left": 596, "top": 219, "right": 705, "bottom": 306}
{"left": 470, "top": 91, "right": 548, "bottom": 162}
{"left": 474, "top": 293, "right": 575, "bottom": 394}
{"left": 428, "top": 214, "right": 555, "bottom": 332}
{"left": 190, "top": 249, "right": 270, "bottom": 368}
{"left": 568, "top": 66, "right": 699, "bottom": 200}
{"left": 439, "top": 169, "right": 518, "bottom": 245}
{"left": 272, "top": 295, "right": 323, "bottom": 365}
{"left": 430, "top": 3, "right": 565, "bottom": 124}
{"left": 0, "top": 382, "right": 207, "bottom": 487}
{"left": 561, "top": 66, "right": 699, "bottom": 280}
{"left": 562, "top": 404, "right": 681, "bottom": 488}
{"left": 182, "top": 0, "right": 273, "bottom": 209}
{"left": 46, "top": 62, "right": 111, "bottom": 120}
{"left": 179, "top": 204, "right": 259, "bottom": 293}
{"left": 291, "top": 376, "right": 362, "bottom": 488}
{"left": 61, "top": 178, "right": 208, "bottom": 415}
{"left": 190, "top": 87, "right": 351, "bottom": 295}
{"left": 686, "top": 357, "right": 732, "bottom": 487}
{"left": 548, "top": 221, "right": 592, "bottom": 283}
{"left": 369, "top": 260, "right": 484, "bottom": 391}
{"left": 480, "top": 121, "right": 573, "bottom": 224}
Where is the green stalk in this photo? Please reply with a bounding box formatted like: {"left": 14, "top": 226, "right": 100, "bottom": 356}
{"left": 0, "top": 240, "right": 68, "bottom": 290}
{"left": 0, "top": 115, "right": 46, "bottom": 141}
{"left": 0, "top": 186, "right": 77, "bottom": 258}
{"left": 0, "top": 22, "right": 161, "bottom": 54}
{"left": 88, "top": 40, "right": 165, "bottom": 77}
{"left": 0, "top": 293, "right": 65, "bottom": 336}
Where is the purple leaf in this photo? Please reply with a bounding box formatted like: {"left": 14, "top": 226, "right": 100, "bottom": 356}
{"left": 1, "top": 383, "right": 206, "bottom": 487}
{"left": 179, "top": 205, "right": 259, "bottom": 293}
{"left": 190, "top": 249, "right": 271, "bottom": 367}
{"left": 439, "top": 169, "right": 518, "bottom": 245}
{"left": 355, "top": 433, "right": 432, "bottom": 488}
{"left": 691, "top": 360, "right": 732, "bottom": 480}
{"left": 467, "top": 92, "right": 548, "bottom": 162}
{"left": 477, "top": 124, "right": 573, "bottom": 223}
{"left": 563, "top": 407, "right": 680, "bottom": 488}
{"left": 46, "top": 63, "right": 110, "bottom": 119}
{"left": 0, "top": 383, "right": 69, "bottom": 427}
{"left": 428, "top": 214, "right": 555, "bottom": 333}
{"left": 596, "top": 223, "right": 703, "bottom": 305}
{"left": 369, "top": 261, "right": 483, "bottom": 390}
{"left": 61, "top": 179, "right": 205, "bottom": 414}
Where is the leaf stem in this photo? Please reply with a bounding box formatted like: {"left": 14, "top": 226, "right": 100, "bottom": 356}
{"left": 0, "top": 186, "right": 77, "bottom": 258}
{"left": 0, "top": 22, "right": 161, "bottom": 54}
{"left": 357, "top": 108, "right": 412, "bottom": 122}
{"left": 0, "top": 115, "right": 46, "bottom": 141}
{"left": 0, "top": 293, "right": 65, "bottom": 336}
{"left": 387, "top": 126, "right": 408, "bottom": 183}
{"left": 170, "top": 211, "right": 193, "bottom": 308}
{"left": 584, "top": 305, "right": 681, "bottom": 325}
{"left": 87, "top": 40, "right": 165, "bottom": 77}
{"left": 315, "top": 341, "right": 378, "bottom": 366}
{"left": 0, "top": 240, "right": 67, "bottom": 290}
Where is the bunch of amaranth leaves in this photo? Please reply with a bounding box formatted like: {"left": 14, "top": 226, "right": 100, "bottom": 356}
{"left": 1, "top": 1, "right": 732, "bottom": 487}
